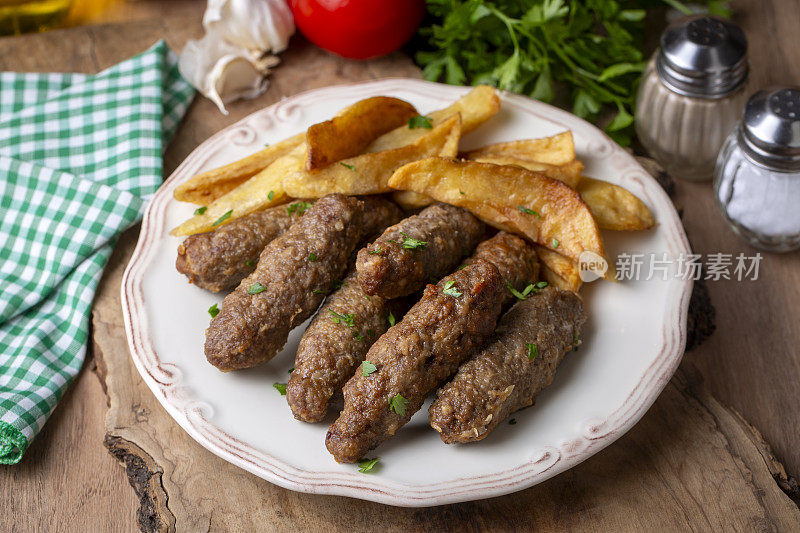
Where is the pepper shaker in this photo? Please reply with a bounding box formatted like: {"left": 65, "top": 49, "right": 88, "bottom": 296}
{"left": 714, "top": 87, "right": 800, "bottom": 252}
{"left": 635, "top": 15, "right": 749, "bottom": 181}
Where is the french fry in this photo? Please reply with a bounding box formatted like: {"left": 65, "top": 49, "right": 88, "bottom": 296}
{"left": 305, "top": 96, "right": 417, "bottom": 170}
{"left": 463, "top": 131, "right": 575, "bottom": 166}
{"left": 174, "top": 132, "right": 305, "bottom": 205}
{"left": 577, "top": 177, "right": 655, "bottom": 231}
{"left": 536, "top": 246, "right": 583, "bottom": 292}
{"left": 469, "top": 156, "right": 583, "bottom": 188}
{"left": 170, "top": 144, "right": 305, "bottom": 236}
{"left": 388, "top": 157, "right": 607, "bottom": 268}
{"left": 282, "top": 115, "right": 462, "bottom": 198}
{"left": 366, "top": 85, "right": 500, "bottom": 153}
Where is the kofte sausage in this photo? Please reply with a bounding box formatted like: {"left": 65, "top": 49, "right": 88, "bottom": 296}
{"left": 205, "top": 195, "right": 402, "bottom": 371}
{"left": 464, "top": 231, "right": 540, "bottom": 307}
{"left": 325, "top": 259, "right": 505, "bottom": 463}
{"left": 356, "top": 203, "right": 485, "bottom": 299}
{"left": 286, "top": 269, "right": 407, "bottom": 423}
{"left": 176, "top": 204, "right": 303, "bottom": 292}
{"left": 429, "top": 287, "right": 586, "bottom": 443}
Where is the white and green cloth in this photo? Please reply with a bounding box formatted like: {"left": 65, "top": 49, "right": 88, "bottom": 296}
{"left": 0, "top": 41, "right": 194, "bottom": 464}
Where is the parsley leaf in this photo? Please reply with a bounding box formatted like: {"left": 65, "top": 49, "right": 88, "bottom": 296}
{"left": 267, "top": 190, "right": 274, "bottom": 201}
{"left": 340, "top": 162, "right": 355, "bottom": 170}
{"left": 312, "top": 288, "right": 324, "bottom": 294}
{"left": 507, "top": 280, "right": 549, "bottom": 300}
{"left": 408, "top": 115, "right": 433, "bottom": 129}
{"left": 273, "top": 383, "right": 287, "bottom": 395}
{"left": 328, "top": 309, "right": 355, "bottom": 328}
{"left": 357, "top": 457, "right": 379, "bottom": 473}
{"left": 287, "top": 201, "right": 312, "bottom": 216}
{"left": 518, "top": 205, "right": 541, "bottom": 219}
{"left": 362, "top": 361, "right": 377, "bottom": 376}
{"left": 552, "top": 238, "right": 559, "bottom": 249}
{"left": 390, "top": 394, "right": 408, "bottom": 416}
{"left": 194, "top": 206, "right": 207, "bottom": 215}
{"left": 442, "top": 280, "right": 462, "bottom": 298}
{"left": 368, "top": 246, "right": 382, "bottom": 255}
{"left": 353, "top": 331, "right": 364, "bottom": 341}
{"left": 308, "top": 252, "right": 318, "bottom": 262}
{"left": 248, "top": 282, "right": 266, "bottom": 294}
{"left": 246, "top": 260, "right": 254, "bottom": 267}
{"left": 387, "top": 311, "right": 396, "bottom": 327}
{"left": 399, "top": 232, "right": 428, "bottom": 250}
{"left": 526, "top": 342, "right": 538, "bottom": 361}
{"left": 208, "top": 303, "right": 219, "bottom": 318}
{"left": 212, "top": 210, "right": 233, "bottom": 226}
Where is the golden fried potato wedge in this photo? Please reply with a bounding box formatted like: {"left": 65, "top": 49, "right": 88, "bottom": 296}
{"left": 536, "top": 246, "right": 583, "bottom": 292}
{"left": 463, "top": 131, "right": 575, "bottom": 166}
{"left": 170, "top": 144, "right": 305, "bottom": 236}
{"left": 388, "top": 157, "right": 607, "bottom": 266}
{"left": 469, "top": 156, "right": 583, "bottom": 188}
{"left": 366, "top": 85, "right": 500, "bottom": 153}
{"left": 174, "top": 132, "right": 305, "bottom": 205}
{"left": 577, "top": 177, "right": 655, "bottom": 231}
{"left": 282, "top": 115, "right": 462, "bottom": 198}
{"left": 305, "top": 96, "right": 418, "bottom": 170}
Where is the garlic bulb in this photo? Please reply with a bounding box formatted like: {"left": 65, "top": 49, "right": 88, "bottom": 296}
{"left": 179, "top": 0, "right": 295, "bottom": 114}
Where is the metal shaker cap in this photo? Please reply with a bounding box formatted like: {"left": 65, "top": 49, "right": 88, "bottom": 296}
{"left": 656, "top": 15, "right": 748, "bottom": 98}
{"left": 739, "top": 87, "right": 800, "bottom": 170}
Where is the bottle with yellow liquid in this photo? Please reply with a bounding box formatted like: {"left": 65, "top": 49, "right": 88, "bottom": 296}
{"left": 0, "top": 0, "right": 73, "bottom": 35}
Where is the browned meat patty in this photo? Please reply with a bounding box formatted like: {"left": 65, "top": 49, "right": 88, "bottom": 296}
{"left": 286, "top": 269, "right": 408, "bottom": 423}
{"left": 325, "top": 259, "right": 504, "bottom": 463}
{"left": 205, "top": 195, "right": 402, "bottom": 371}
{"left": 429, "top": 287, "right": 585, "bottom": 443}
{"left": 176, "top": 204, "right": 303, "bottom": 292}
{"left": 464, "top": 231, "right": 540, "bottom": 307}
{"left": 356, "top": 203, "right": 485, "bottom": 299}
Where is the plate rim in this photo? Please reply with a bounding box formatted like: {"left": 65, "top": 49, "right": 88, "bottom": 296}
{"left": 121, "top": 78, "right": 693, "bottom": 507}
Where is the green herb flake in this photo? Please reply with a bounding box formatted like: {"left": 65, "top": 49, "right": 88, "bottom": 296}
{"left": 552, "top": 238, "right": 559, "bottom": 249}
{"left": 248, "top": 282, "right": 266, "bottom": 295}
{"left": 442, "top": 280, "right": 463, "bottom": 298}
{"left": 353, "top": 331, "right": 364, "bottom": 341}
{"left": 390, "top": 394, "right": 408, "bottom": 416}
{"left": 340, "top": 162, "right": 355, "bottom": 170}
{"left": 509, "top": 418, "right": 517, "bottom": 425}
{"left": 368, "top": 246, "right": 382, "bottom": 255}
{"left": 357, "top": 457, "right": 379, "bottom": 473}
{"left": 362, "top": 361, "right": 377, "bottom": 376}
{"left": 408, "top": 115, "right": 433, "bottom": 129}
{"left": 246, "top": 260, "right": 254, "bottom": 267}
{"left": 273, "top": 383, "right": 287, "bottom": 395}
{"left": 312, "top": 288, "right": 325, "bottom": 294}
{"left": 387, "top": 311, "right": 396, "bottom": 327}
{"left": 288, "top": 367, "right": 294, "bottom": 374}
{"left": 267, "top": 190, "right": 275, "bottom": 201}
{"left": 518, "top": 205, "right": 541, "bottom": 219}
{"left": 212, "top": 210, "right": 233, "bottom": 226}
{"left": 526, "top": 342, "right": 538, "bottom": 361}
{"left": 308, "top": 252, "right": 318, "bottom": 262}
{"left": 194, "top": 206, "right": 207, "bottom": 215}
{"left": 287, "top": 201, "right": 313, "bottom": 216}
{"left": 400, "top": 232, "right": 428, "bottom": 250}
{"left": 208, "top": 303, "right": 220, "bottom": 318}
{"left": 459, "top": 190, "right": 466, "bottom": 195}
{"left": 328, "top": 309, "right": 355, "bottom": 328}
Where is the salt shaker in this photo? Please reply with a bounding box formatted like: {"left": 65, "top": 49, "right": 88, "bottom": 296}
{"left": 635, "top": 15, "right": 749, "bottom": 181}
{"left": 714, "top": 87, "right": 800, "bottom": 252}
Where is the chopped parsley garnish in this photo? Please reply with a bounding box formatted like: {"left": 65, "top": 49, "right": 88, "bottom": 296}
{"left": 390, "top": 394, "right": 408, "bottom": 416}
{"left": 287, "top": 201, "right": 313, "bottom": 216}
{"left": 267, "top": 190, "right": 274, "bottom": 201}
{"left": 399, "top": 232, "right": 428, "bottom": 250}
{"left": 328, "top": 309, "right": 355, "bottom": 328}
{"left": 368, "top": 246, "right": 382, "bottom": 255}
{"left": 308, "top": 252, "right": 318, "bottom": 262}
{"left": 408, "top": 115, "right": 433, "bottom": 129}
{"left": 248, "top": 282, "right": 266, "bottom": 294}
{"left": 526, "top": 342, "right": 538, "bottom": 361}
{"left": 264, "top": 142, "right": 270, "bottom": 147}
{"left": 507, "top": 280, "right": 549, "bottom": 300}
{"left": 357, "top": 457, "right": 379, "bottom": 473}
{"left": 509, "top": 418, "right": 517, "bottom": 425}
{"left": 212, "top": 210, "right": 233, "bottom": 226}
{"left": 442, "top": 280, "right": 462, "bottom": 298}
{"left": 362, "top": 361, "right": 377, "bottom": 376}
{"left": 387, "top": 311, "right": 396, "bottom": 327}
{"left": 312, "top": 288, "right": 324, "bottom": 294}
{"left": 573, "top": 333, "right": 581, "bottom": 352}
{"left": 552, "top": 238, "right": 560, "bottom": 248}
{"left": 194, "top": 206, "right": 207, "bottom": 215}
{"left": 288, "top": 367, "right": 294, "bottom": 374}
{"left": 246, "top": 260, "right": 254, "bottom": 267}
{"left": 273, "top": 383, "right": 287, "bottom": 395}
{"left": 340, "top": 162, "right": 355, "bottom": 170}
{"left": 459, "top": 190, "right": 465, "bottom": 195}
{"left": 367, "top": 329, "right": 375, "bottom": 337}
{"left": 208, "top": 303, "right": 219, "bottom": 318}
{"left": 518, "top": 205, "right": 541, "bottom": 219}
{"left": 353, "top": 331, "right": 364, "bottom": 341}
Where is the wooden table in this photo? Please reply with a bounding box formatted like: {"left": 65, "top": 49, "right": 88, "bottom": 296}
{"left": 2, "top": 1, "right": 800, "bottom": 531}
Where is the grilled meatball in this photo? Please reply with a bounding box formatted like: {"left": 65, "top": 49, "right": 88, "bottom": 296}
{"left": 429, "top": 287, "right": 585, "bottom": 443}
{"left": 287, "top": 269, "right": 408, "bottom": 423}
{"left": 205, "top": 195, "right": 402, "bottom": 371}
{"left": 356, "top": 203, "right": 484, "bottom": 299}
{"left": 325, "top": 259, "right": 504, "bottom": 463}
{"left": 176, "top": 204, "right": 302, "bottom": 292}
{"left": 465, "top": 231, "right": 540, "bottom": 307}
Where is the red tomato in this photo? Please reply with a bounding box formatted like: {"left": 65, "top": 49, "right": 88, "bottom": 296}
{"left": 289, "top": 0, "right": 426, "bottom": 60}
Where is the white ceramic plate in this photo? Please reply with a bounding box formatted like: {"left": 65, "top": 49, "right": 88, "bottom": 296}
{"left": 122, "top": 79, "right": 692, "bottom": 507}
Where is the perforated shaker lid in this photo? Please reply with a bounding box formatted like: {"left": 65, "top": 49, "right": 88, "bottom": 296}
{"left": 656, "top": 15, "right": 748, "bottom": 98}
{"left": 740, "top": 87, "right": 800, "bottom": 170}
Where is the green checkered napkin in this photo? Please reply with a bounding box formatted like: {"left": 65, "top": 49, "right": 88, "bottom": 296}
{"left": 0, "top": 41, "right": 194, "bottom": 464}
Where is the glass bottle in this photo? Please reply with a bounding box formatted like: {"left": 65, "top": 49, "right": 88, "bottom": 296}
{"left": 714, "top": 87, "right": 800, "bottom": 252}
{"left": 635, "top": 15, "right": 749, "bottom": 182}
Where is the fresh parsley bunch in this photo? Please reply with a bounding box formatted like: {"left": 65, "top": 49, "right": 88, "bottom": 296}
{"left": 415, "top": 0, "right": 730, "bottom": 145}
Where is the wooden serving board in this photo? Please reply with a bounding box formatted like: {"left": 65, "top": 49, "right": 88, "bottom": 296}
{"left": 2, "top": 6, "right": 800, "bottom": 531}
